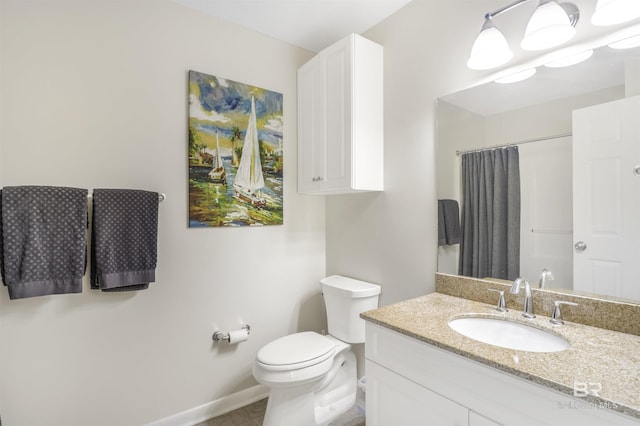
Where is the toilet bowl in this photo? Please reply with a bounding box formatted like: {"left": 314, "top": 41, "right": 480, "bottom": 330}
{"left": 252, "top": 275, "right": 381, "bottom": 426}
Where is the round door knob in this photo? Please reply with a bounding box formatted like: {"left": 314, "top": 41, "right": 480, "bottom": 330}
{"left": 574, "top": 241, "right": 587, "bottom": 251}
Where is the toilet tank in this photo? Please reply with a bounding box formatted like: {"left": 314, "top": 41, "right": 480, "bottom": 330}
{"left": 321, "top": 275, "right": 381, "bottom": 343}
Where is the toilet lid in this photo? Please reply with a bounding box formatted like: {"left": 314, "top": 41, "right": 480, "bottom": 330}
{"left": 257, "top": 332, "right": 336, "bottom": 367}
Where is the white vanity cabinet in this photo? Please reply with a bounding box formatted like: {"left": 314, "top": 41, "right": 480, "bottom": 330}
{"left": 297, "top": 33, "right": 383, "bottom": 194}
{"left": 365, "top": 323, "right": 635, "bottom": 426}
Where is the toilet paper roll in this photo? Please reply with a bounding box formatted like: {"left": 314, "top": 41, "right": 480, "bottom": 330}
{"left": 227, "top": 329, "right": 249, "bottom": 344}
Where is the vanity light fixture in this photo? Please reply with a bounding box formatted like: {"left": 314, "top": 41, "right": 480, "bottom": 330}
{"left": 544, "top": 49, "right": 593, "bottom": 67}
{"left": 608, "top": 34, "right": 640, "bottom": 49}
{"left": 494, "top": 68, "right": 537, "bottom": 83}
{"left": 591, "top": 0, "right": 640, "bottom": 26}
{"left": 521, "top": 0, "right": 579, "bottom": 51}
{"left": 467, "top": 0, "right": 580, "bottom": 70}
{"left": 467, "top": 15, "right": 513, "bottom": 70}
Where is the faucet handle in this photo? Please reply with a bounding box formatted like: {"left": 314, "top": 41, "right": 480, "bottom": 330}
{"left": 550, "top": 300, "right": 578, "bottom": 325}
{"left": 487, "top": 289, "right": 508, "bottom": 312}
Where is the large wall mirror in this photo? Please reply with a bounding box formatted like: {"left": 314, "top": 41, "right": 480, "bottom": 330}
{"left": 436, "top": 26, "right": 640, "bottom": 304}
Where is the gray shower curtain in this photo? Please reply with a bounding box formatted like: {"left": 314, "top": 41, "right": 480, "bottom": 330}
{"left": 458, "top": 146, "right": 520, "bottom": 280}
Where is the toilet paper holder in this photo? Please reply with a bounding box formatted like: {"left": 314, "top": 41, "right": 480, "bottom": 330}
{"left": 212, "top": 324, "right": 251, "bottom": 343}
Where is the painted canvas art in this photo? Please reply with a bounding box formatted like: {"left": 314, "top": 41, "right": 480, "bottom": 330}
{"left": 188, "top": 70, "right": 283, "bottom": 227}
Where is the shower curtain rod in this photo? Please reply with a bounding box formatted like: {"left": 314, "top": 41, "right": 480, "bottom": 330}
{"left": 455, "top": 132, "right": 572, "bottom": 156}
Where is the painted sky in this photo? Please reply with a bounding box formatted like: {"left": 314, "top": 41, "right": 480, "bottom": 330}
{"left": 189, "top": 70, "right": 283, "bottom": 136}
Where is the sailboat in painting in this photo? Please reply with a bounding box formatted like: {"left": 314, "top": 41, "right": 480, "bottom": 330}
{"left": 233, "top": 94, "right": 266, "bottom": 207}
{"left": 208, "top": 130, "right": 226, "bottom": 184}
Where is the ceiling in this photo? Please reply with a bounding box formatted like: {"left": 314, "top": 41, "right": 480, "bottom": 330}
{"left": 172, "top": 0, "right": 640, "bottom": 114}
{"left": 171, "top": 0, "right": 413, "bottom": 52}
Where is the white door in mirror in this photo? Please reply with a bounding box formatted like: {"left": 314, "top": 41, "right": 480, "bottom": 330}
{"left": 573, "top": 95, "right": 640, "bottom": 301}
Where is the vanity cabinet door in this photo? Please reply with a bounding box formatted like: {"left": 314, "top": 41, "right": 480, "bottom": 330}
{"left": 366, "top": 360, "right": 468, "bottom": 426}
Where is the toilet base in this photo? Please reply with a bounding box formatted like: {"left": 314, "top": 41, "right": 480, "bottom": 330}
{"left": 262, "top": 349, "right": 357, "bottom": 426}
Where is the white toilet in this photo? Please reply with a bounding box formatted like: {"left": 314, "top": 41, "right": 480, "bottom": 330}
{"left": 253, "top": 275, "right": 381, "bottom": 426}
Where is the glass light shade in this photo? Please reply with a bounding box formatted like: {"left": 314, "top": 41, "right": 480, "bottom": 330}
{"left": 467, "top": 18, "right": 513, "bottom": 70}
{"left": 608, "top": 34, "right": 640, "bottom": 49}
{"left": 591, "top": 0, "right": 640, "bottom": 26}
{"left": 494, "top": 68, "right": 537, "bottom": 84}
{"left": 544, "top": 50, "right": 593, "bottom": 68}
{"left": 521, "top": 0, "right": 576, "bottom": 51}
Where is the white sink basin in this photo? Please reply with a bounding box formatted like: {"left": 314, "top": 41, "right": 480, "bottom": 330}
{"left": 448, "top": 317, "right": 569, "bottom": 353}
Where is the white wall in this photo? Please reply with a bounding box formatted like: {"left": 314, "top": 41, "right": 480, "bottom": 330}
{"left": 326, "top": 0, "right": 501, "bottom": 305}
{"left": 0, "top": 1, "right": 324, "bottom": 425}
{"left": 519, "top": 137, "right": 573, "bottom": 290}
{"left": 436, "top": 101, "right": 485, "bottom": 275}
{"left": 485, "top": 86, "right": 624, "bottom": 145}
{"left": 5, "top": 0, "right": 612, "bottom": 423}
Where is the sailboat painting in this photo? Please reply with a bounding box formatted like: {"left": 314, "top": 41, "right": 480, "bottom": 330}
{"left": 188, "top": 70, "right": 283, "bottom": 227}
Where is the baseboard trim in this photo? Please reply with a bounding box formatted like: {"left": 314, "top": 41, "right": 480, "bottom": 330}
{"left": 146, "top": 384, "right": 269, "bottom": 426}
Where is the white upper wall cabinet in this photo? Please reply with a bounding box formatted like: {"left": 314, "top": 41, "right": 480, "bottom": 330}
{"left": 297, "top": 33, "right": 383, "bottom": 194}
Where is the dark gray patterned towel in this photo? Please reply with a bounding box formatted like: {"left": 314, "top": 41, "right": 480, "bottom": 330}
{"left": 0, "top": 190, "right": 4, "bottom": 286}
{"left": 438, "top": 199, "right": 462, "bottom": 246}
{"left": 91, "top": 189, "right": 159, "bottom": 292}
{"left": 1, "top": 186, "right": 88, "bottom": 299}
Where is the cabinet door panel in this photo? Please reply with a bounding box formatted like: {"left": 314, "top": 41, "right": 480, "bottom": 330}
{"left": 323, "top": 38, "right": 351, "bottom": 191}
{"left": 366, "top": 360, "right": 468, "bottom": 426}
{"left": 297, "top": 61, "right": 324, "bottom": 193}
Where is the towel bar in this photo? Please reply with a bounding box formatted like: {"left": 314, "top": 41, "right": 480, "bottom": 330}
{"left": 87, "top": 192, "right": 166, "bottom": 202}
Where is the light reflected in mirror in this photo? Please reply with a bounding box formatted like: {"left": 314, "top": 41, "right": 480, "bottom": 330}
{"left": 436, "top": 33, "right": 640, "bottom": 304}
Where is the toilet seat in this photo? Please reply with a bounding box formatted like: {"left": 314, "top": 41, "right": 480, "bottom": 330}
{"left": 256, "top": 332, "right": 336, "bottom": 371}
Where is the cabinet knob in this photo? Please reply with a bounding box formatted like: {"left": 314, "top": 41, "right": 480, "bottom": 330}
{"left": 312, "top": 176, "right": 323, "bottom": 182}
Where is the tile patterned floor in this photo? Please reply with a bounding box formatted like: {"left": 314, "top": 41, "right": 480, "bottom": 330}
{"left": 195, "top": 398, "right": 365, "bottom": 426}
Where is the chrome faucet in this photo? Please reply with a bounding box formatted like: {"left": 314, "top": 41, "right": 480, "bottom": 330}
{"left": 538, "top": 268, "right": 554, "bottom": 289}
{"left": 509, "top": 277, "right": 535, "bottom": 318}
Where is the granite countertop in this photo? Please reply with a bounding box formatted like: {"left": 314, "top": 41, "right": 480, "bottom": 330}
{"left": 361, "top": 293, "right": 640, "bottom": 420}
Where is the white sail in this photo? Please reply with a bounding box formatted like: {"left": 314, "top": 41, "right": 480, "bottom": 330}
{"left": 234, "top": 95, "right": 265, "bottom": 192}
{"left": 214, "top": 131, "right": 223, "bottom": 169}
{"left": 208, "top": 130, "right": 226, "bottom": 182}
